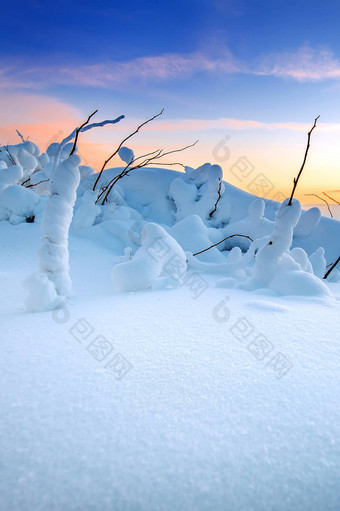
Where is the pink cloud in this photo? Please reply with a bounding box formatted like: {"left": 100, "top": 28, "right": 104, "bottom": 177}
{"left": 256, "top": 45, "right": 340, "bottom": 81}
{"left": 141, "top": 117, "right": 340, "bottom": 132}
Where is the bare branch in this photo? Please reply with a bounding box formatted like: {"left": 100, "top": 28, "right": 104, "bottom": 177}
{"left": 93, "top": 109, "right": 164, "bottom": 191}
{"left": 150, "top": 162, "right": 186, "bottom": 169}
{"left": 54, "top": 112, "right": 124, "bottom": 171}
{"left": 21, "top": 177, "right": 31, "bottom": 187}
{"left": 288, "top": 115, "right": 320, "bottom": 206}
{"left": 305, "top": 193, "right": 333, "bottom": 218}
{"left": 322, "top": 191, "right": 340, "bottom": 206}
{"left": 98, "top": 139, "right": 198, "bottom": 205}
{"left": 193, "top": 234, "right": 253, "bottom": 257}
{"left": 26, "top": 179, "right": 50, "bottom": 188}
{"left": 1, "top": 145, "right": 17, "bottom": 165}
{"left": 323, "top": 255, "right": 340, "bottom": 279}
{"left": 209, "top": 179, "right": 223, "bottom": 218}
{"left": 69, "top": 110, "right": 98, "bottom": 156}
{"left": 150, "top": 140, "right": 199, "bottom": 160}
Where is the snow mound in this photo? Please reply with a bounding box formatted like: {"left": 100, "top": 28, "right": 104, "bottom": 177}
{"left": 112, "top": 223, "right": 187, "bottom": 292}
{"left": 0, "top": 164, "right": 23, "bottom": 193}
{"left": 167, "top": 215, "right": 225, "bottom": 263}
{"left": 0, "top": 184, "right": 40, "bottom": 223}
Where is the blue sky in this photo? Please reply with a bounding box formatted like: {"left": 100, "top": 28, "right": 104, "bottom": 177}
{"left": 2, "top": 0, "right": 340, "bottom": 198}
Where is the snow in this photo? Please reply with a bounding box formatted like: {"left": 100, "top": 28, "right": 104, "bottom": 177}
{"left": 1, "top": 138, "right": 340, "bottom": 510}
{"left": 25, "top": 154, "right": 81, "bottom": 307}
{"left": 118, "top": 146, "right": 135, "bottom": 164}
{"left": 1, "top": 219, "right": 340, "bottom": 511}
{"left": 111, "top": 222, "right": 187, "bottom": 292}
{"left": 0, "top": 184, "right": 41, "bottom": 223}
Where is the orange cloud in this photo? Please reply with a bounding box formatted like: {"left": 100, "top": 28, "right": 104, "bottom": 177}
{"left": 0, "top": 93, "right": 82, "bottom": 149}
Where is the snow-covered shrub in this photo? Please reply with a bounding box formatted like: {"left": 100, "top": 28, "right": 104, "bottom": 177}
{"left": 103, "top": 205, "right": 145, "bottom": 245}
{"left": 0, "top": 164, "right": 23, "bottom": 193}
{"left": 245, "top": 199, "right": 331, "bottom": 297}
{"left": 309, "top": 247, "right": 327, "bottom": 278}
{"left": 79, "top": 165, "right": 95, "bottom": 179}
{"left": 220, "top": 198, "right": 273, "bottom": 251}
{"left": 294, "top": 207, "right": 321, "bottom": 237}
{"left": 0, "top": 141, "right": 39, "bottom": 183}
{"left": 0, "top": 184, "right": 41, "bottom": 224}
{"left": 72, "top": 190, "right": 101, "bottom": 229}
{"left": 112, "top": 223, "right": 187, "bottom": 292}
{"left": 167, "top": 214, "right": 226, "bottom": 263}
{"left": 169, "top": 163, "right": 230, "bottom": 226}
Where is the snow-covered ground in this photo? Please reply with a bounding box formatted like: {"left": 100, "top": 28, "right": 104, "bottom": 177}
{"left": 1, "top": 218, "right": 340, "bottom": 511}
{"left": 1, "top": 139, "right": 340, "bottom": 510}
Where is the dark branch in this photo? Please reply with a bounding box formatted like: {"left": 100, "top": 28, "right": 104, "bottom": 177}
{"left": 209, "top": 179, "right": 223, "bottom": 218}
{"left": 93, "top": 109, "right": 164, "bottom": 191}
{"left": 69, "top": 110, "right": 98, "bottom": 156}
{"left": 323, "top": 255, "right": 340, "bottom": 280}
{"left": 193, "top": 234, "right": 253, "bottom": 257}
{"left": 27, "top": 179, "right": 50, "bottom": 188}
{"left": 322, "top": 191, "right": 340, "bottom": 206}
{"left": 98, "top": 140, "right": 198, "bottom": 205}
{"left": 288, "top": 115, "right": 320, "bottom": 206}
{"left": 305, "top": 193, "right": 333, "bottom": 218}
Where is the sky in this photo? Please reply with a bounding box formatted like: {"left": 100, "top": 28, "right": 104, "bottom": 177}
{"left": 1, "top": 0, "right": 340, "bottom": 202}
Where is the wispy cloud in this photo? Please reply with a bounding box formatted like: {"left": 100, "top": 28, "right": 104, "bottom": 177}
{"left": 143, "top": 117, "right": 340, "bottom": 132}
{"left": 0, "top": 50, "right": 241, "bottom": 90}
{"left": 256, "top": 45, "right": 340, "bottom": 81}
{"left": 2, "top": 45, "right": 340, "bottom": 90}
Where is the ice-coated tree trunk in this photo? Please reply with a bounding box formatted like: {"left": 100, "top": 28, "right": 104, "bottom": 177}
{"left": 39, "top": 154, "right": 81, "bottom": 296}
{"left": 24, "top": 154, "right": 81, "bottom": 311}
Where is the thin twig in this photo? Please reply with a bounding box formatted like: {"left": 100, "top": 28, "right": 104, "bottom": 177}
{"left": 69, "top": 110, "right": 98, "bottom": 156}
{"left": 323, "top": 255, "right": 340, "bottom": 279}
{"left": 98, "top": 140, "right": 198, "bottom": 205}
{"left": 322, "top": 191, "right": 340, "bottom": 206}
{"left": 54, "top": 112, "right": 124, "bottom": 171}
{"left": 209, "top": 179, "right": 223, "bottom": 218}
{"left": 21, "top": 177, "right": 31, "bottom": 187}
{"left": 151, "top": 140, "right": 198, "bottom": 160}
{"left": 27, "top": 179, "right": 50, "bottom": 188}
{"left": 93, "top": 109, "right": 164, "bottom": 191}
{"left": 3, "top": 146, "right": 16, "bottom": 165}
{"left": 305, "top": 193, "right": 333, "bottom": 218}
{"left": 288, "top": 115, "right": 320, "bottom": 206}
{"left": 149, "top": 162, "right": 186, "bottom": 169}
{"left": 193, "top": 234, "right": 253, "bottom": 256}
